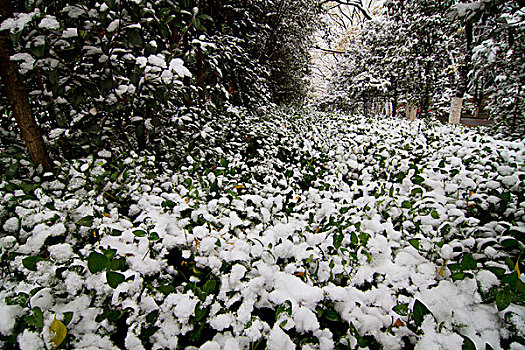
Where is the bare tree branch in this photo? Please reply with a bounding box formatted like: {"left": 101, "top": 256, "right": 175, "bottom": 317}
{"left": 314, "top": 45, "right": 347, "bottom": 54}
{"left": 321, "top": 0, "right": 372, "bottom": 20}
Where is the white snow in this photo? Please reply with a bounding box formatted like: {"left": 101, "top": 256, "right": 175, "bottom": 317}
{"left": 1, "top": 111, "right": 523, "bottom": 349}
{"left": 267, "top": 324, "right": 295, "bottom": 350}
{"left": 3, "top": 217, "right": 19, "bottom": 233}
{"left": 0, "top": 11, "right": 37, "bottom": 34}
{"left": 62, "top": 27, "right": 78, "bottom": 38}
{"left": 168, "top": 58, "right": 192, "bottom": 77}
{"left": 17, "top": 330, "right": 44, "bottom": 350}
{"left": 0, "top": 302, "right": 24, "bottom": 335}
{"left": 38, "top": 15, "right": 60, "bottom": 30}
{"left": 10, "top": 53, "right": 35, "bottom": 71}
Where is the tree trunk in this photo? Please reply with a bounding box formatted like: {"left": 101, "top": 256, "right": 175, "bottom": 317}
{"left": 449, "top": 97, "right": 463, "bottom": 124}
{"left": 406, "top": 101, "right": 417, "bottom": 121}
{"left": 392, "top": 93, "right": 398, "bottom": 118}
{"left": 449, "top": 20, "right": 472, "bottom": 125}
{"left": 0, "top": 1, "right": 53, "bottom": 171}
{"left": 385, "top": 98, "right": 392, "bottom": 117}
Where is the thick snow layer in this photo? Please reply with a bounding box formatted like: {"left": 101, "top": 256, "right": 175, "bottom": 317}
{"left": 169, "top": 58, "right": 192, "bottom": 77}
{"left": 1, "top": 111, "right": 523, "bottom": 349}
{"left": 38, "top": 15, "right": 60, "bottom": 30}
{"left": 0, "top": 302, "right": 24, "bottom": 335}
{"left": 0, "top": 11, "right": 37, "bottom": 33}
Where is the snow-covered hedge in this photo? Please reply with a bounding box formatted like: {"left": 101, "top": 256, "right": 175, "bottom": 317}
{"left": 0, "top": 110, "right": 524, "bottom": 349}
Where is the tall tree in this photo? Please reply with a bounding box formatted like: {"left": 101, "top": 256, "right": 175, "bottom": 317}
{"left": 0, "top": 0, "right": 52, "bottom": 171}
{"left": 459, "top": 0, "right": 525, "bottom": 134}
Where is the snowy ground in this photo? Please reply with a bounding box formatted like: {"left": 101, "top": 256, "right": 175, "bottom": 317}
{"left": 1, "top": 110, "right": 524, "bottom": 349}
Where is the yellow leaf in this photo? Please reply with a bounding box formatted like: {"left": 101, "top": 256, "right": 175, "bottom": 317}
{"left": 516, "top": 262, "right": 521, "bottom": 278}
{"left": 234, "top": 185, "right": 244, "bottom": 189}
{"left": 184, "top": 197, "right": 189, "bottom": 203}
{"left": 439, "top": 259, "right": 448, "bottom": 277}
{"left": 393, "top": 318, "right": 405, "bottom": 327}
{"left": 49, "top": 316, "right": 67, "bottom": 348}
{"left": 103, "top": 213, "right": 110, "bottom": 218}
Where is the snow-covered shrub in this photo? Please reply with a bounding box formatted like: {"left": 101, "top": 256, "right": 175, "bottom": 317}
{"left": 0, "top": 109, "right": 524, "bottom": 349}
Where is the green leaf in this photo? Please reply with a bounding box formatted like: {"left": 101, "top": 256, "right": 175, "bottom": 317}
{"left": 505, "top": 257, "right": 515, "bottom": 271}
{"left": 333, "top": 232, "right": 343, "bottom": 249}
{"left": 358, "top": 233, "right": 370, "bottom": 246}
{"left": 450, "top": 272, "right": 466, "bottom": 281}
{"left": 127, "top": 29, "right": 143, "bottom": 47}
{"left": 5, "top": 292, "right": 29, "bottom": 307}
{"left": 110, "top": 257, "right": 126, "bottom": 271}
{"left": 198, "top": 14, "right": 213, "bottom": 21}
{"left": 9, "top": 30, "right": 22, "bottom": 46}
{"left": 275, "top": 300, "right": 293, "bottom": 321}
{"left": 77, "top": 216, "right": 94, "bottom": 227}
{"left": 350, "top": 232, "right": 358, "bottom": 245}
{"left": 87, "top": 252, "right": 110, "bottom": 273}
{"left": 402, "top": 200, "right": 412, "bottom": 209}
{"left": 104, "top": 248, "right": 117, "bottom": 260}
{"left": 431, "top": 210, "right": 440, "bottom": 219}
{"left": 146, "top": 310, "right": 159, "bottom": 324}
{"left": 461, "top": 253, "right": 477, "bottom": 270}
{"left": 462, "top": 336, "right": 476, "bottom": 350}
{"left": 109, "top": 229, "right": 123, "bottom": 236}
{"left": 106, "top": 270, "right": 125, "bottom": 288}
{"left": 486, "top": 267, "right": 506, "bottom": 277}
{"left": 408, "top": 239, "right": 420, "bottom": 250}
{"left": 25, "top": 307, "right": 44, "bottom": 329}
{"left": 22, "top": 256, "right": 45, "bottom": 271}
{"left": 411, "top": 187, "right": 423, "bottom": 196}
{"left": 148, "top": 232, "right": 160, "bottom": 241}
{"left": 31, "top": 44, "right": 46, "bottom": 58}
{"left": 194, "top": 304, "right": 208, "bottom": 322}
{"left": 501, "top": 238, "right": 521, "bottom": 249}
{"left": 95, "top": 309, "right": 120, "bottom": 322}
{"left": 393, "top": 303, "right": 409, "bottom": 316}
{"left": 193, "top": 17, "right": 204, "bottom": 31}
{"left": 162, "top": 200, "right": 176, "bottom": 208}
{"left": 202, "top": 279, "right": 217, "bottom": 295}
{"left": 71, "top": 92, "right": 85, "bottom": 108}
{"left": 323, "top": 309, "right": 340, "bottom": 322}
{"left": 63, "top": 312, "right": 74, "bottom": 326}
{"left": 189, "top": 327, "right": 201, "bottom": 342}
{"left": 412, "top": 299, "right": 431, "bottom": 327}
{"left": 411, "top": 175, "right": 424, "bottom": 185}
{"left": 496, "top": 290, "right": 512, "bottom": 311}
{"left": 133, "top": 230, "right": 147, "bottom": 237}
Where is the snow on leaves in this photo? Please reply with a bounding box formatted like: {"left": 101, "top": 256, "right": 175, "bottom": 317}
{"left": 0, "top": 110, "right": 524, "bottom": 349}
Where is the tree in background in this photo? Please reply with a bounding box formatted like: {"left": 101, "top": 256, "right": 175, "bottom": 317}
{"left": 0, "top": 0, "right": 322, "bottom": 165}
{"left": 455, "top": 0, "right": 524, "bottom": 134}
{"left": 319, "top": 0, "right": 459, "bottom": 118}
{"left": 0, "top": 0, "right": 52, "bottom": 171}
{"left": 318, "top": 0, "right": 524, "bottom": 136}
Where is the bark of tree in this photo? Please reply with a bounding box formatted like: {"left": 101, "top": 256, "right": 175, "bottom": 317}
{"left": 449, "top": 21, "right": 472, "bottom": 125}
{"left": 385, "top": 99, "right": 392, "bottom": 117}
{"left": 0, "top": 0, "right": 53, "bottom": 171}
{"left": 406, "top": 101, "right": 417, "bottom": 121}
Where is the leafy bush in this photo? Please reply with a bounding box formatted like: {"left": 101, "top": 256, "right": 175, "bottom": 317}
{"left": 1, "top": 109, "right": 524, "bottom": 349}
